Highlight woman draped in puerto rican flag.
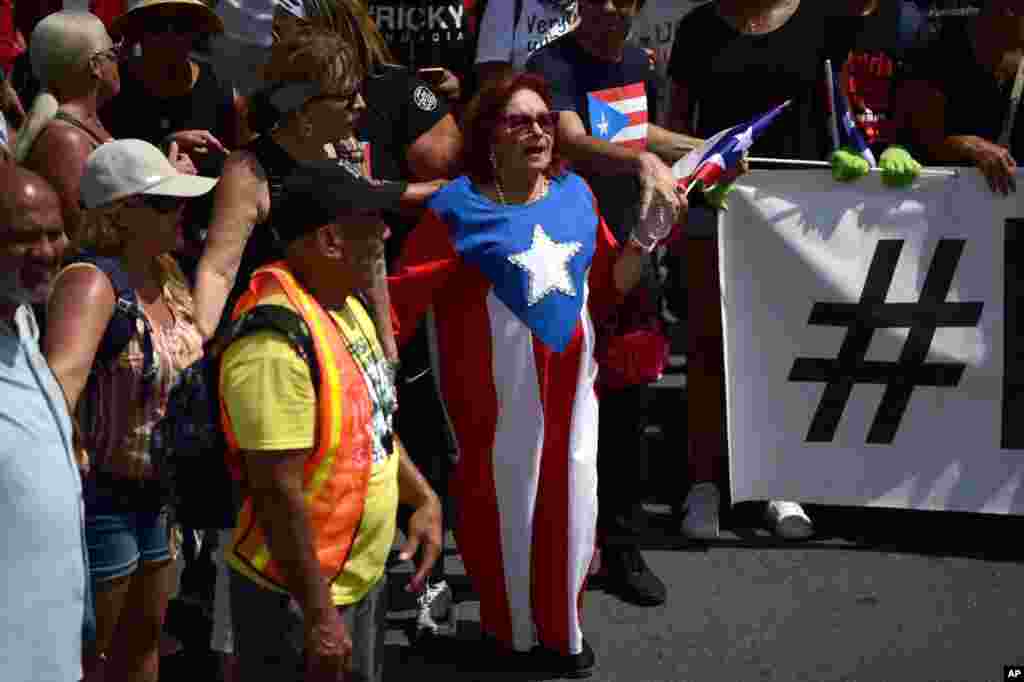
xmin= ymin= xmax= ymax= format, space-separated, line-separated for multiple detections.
xmin=388 ymin=72 xmax=677 ymax=676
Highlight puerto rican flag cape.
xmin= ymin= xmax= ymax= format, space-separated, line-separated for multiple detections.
xmin=389 ymin=172 xmax=622 ymax=656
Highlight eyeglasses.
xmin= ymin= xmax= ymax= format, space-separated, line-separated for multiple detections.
xmin=498 ymin=112 xmax=560 ymax=136
xmin=92 ymin=39 xmax=125 ymax=63
xmin=144 ymin=18 xmax=197 ymax=35
xmin=134 ymin=195 xmax=186 ymax=214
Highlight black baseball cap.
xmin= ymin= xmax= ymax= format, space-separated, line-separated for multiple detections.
xmin=273 ymin=160 xmax=408 ymax=244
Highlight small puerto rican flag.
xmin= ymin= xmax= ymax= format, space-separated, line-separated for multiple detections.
xmin=673 ymin=100 xmax=791 ymax=193
xmin=586 ymin=82 xmax=649 ymax=150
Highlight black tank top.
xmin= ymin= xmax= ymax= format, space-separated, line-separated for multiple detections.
xmin=220 ymin=134 xmax=299 ymax=331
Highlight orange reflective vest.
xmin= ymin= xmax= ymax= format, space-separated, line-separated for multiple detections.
xmin=222 ymin=261 xmax=374 ymax=593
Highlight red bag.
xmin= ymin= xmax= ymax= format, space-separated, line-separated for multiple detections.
xmin=595 ymin=279 xmax=670 ymax=391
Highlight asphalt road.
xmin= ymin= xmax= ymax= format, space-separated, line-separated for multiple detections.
xmin=162 ymin=506 xmax=1024 ymax=682
xmin=367 ymin=504 xmax=1024 ymax=682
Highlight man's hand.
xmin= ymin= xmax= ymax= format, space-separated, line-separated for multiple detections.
xmin=637 ymin=151 xmax=683 ymax=225
xmin=165 ymin=130 xmax=228 ymax=159
xmin=400 ymin=179 xmax=448 ymax=208
xmin=167 ymin=141 xmax=198 ymax=175
xmin=304 ymin=607 xmax=352 ymax=682
xmin=435 ymin=70 xmax=462 ymax=101
xmin=967 ymin=137 xmax=1017 ymax=195
xmin=418 ymin=68 xmax=461 ymax=100
xmin=398 ymin=494 xmax=443 ymax=594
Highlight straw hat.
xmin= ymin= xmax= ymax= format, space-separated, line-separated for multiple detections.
xmin=111 ymin=0 xmax=225 ymax=40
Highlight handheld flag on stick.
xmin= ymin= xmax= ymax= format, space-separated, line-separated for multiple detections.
xmin=673 ymin=100 xmax=792 ymax=196
xmin=825 ymin=59 xmax=841 ymax=152
xmin=829 ymin=60 xmax=876 ymax=167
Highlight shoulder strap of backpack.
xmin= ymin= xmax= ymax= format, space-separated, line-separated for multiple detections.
xmin=221 ymin=304 xmax=322 ymax=393
xmin=66 ymin=253 xmax=157 ymax=383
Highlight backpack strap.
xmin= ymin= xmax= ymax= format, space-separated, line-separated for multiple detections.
xmin=66 ymin=252 xmax=157 ymax=384
xmin=220 ymin=304 xmax=321 ymax=393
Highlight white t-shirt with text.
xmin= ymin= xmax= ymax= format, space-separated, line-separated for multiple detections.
xmin=475 ymin=0 xmax=579 ymax=70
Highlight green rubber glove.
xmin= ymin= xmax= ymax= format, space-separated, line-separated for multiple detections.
xmin=704 ymin=182 xmax=735 ymax=211
xmin=830 ymin=147 xmax=871 ymax=182
xmin=878 ymin=145 xmax=922 ymax=188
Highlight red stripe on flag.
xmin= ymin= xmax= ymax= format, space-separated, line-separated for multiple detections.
xmin=589 ymin=81 xmax=646 ymax=104
xmin=530 ymin=329 xmax=584 ymax=654
xmin=627 ymin=112 xmax=648 ymax=126
xmin=445 ymin=282 xmax=515 ymax=647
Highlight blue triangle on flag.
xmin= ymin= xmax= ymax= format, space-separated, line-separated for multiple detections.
xmin=587 ymin=94 xmax=631 ymax=142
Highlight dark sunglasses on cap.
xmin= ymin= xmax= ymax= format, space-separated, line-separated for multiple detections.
xmin=131 ymin=194 xmax=187 ymax=214
xmin=498 ymin=112 xmax=560 ymax=135
xmin=144 ymin=17 xmax=198 ymax=35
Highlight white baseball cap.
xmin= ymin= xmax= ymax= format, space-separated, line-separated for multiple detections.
xmin=81 ymin=139 xmax=219 ymax=209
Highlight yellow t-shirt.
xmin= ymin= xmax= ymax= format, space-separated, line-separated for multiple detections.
xmin=221 ymin=293 xmax=398 ymax=606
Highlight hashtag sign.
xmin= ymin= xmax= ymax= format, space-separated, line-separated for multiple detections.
xmin=789 ymin=239 xmax=984 ymax=444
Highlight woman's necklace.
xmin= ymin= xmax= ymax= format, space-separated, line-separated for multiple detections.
xmin=494 ymin=172 xmax=550 ymax=205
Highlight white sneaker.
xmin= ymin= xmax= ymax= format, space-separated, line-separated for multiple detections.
xmin=681 ymin=482 xmax=720 ymax=540
xmin=415 ymin=580 xmax=453 ymax=638
xmin=766 ymin=501 xmax=814 ymax=540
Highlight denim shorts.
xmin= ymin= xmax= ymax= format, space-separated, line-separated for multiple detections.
xmin=85 ymin=508 xmax=172 ymax=583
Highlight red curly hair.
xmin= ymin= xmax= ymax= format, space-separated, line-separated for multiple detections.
xmin=462 ymin=71 xmax=571 ymax=185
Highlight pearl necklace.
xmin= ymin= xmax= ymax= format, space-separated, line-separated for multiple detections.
xmin=494 ymin=172 xmax=550 ymax=206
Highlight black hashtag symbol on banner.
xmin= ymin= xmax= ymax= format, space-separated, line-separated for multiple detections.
xmin=788 ymin=239 xmax=983 ymax=444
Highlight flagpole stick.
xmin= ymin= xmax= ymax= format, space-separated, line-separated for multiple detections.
xmin=746 ymin=157 xmax=959 ymax=176
xmin=825 ymin=59 xmax=840 ymax=152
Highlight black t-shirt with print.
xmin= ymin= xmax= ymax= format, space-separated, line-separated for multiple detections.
xmin=102 ymin=59 xmax=236 ymax=273
xmin=918 ymin=18 xmax=1024 ymax=161
xmin=526 ymin=35 xmax=659 ymax=242
xmin=367 ymin=0 xmax=476 ymax=81
xmin=358 ymin=64 xmax=450 ymax=264
xmin=668 ymin=2 xmax=831 ymax=162
xmin=825 ymin=0 xmax=931 ymax=155
xmin=357 ymin=64 xmax=453 ymax=444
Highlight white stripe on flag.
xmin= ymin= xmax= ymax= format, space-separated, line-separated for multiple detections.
xmin=487 ymin=292 xmax=544 ymax=652
xmin=607 ymin=96 xmax=648 ymax=116
xmin=611 ymin=124 xmax=649 ymax=144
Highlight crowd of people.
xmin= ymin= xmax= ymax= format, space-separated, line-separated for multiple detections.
xmin=0 ymin=0 xmax=1020 ymax=680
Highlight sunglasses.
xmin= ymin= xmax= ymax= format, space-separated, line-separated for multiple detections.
xmin=92 ymin=39 xmax=126 ymax=63
xmin=144 ymin=18 xmax=197 ymax=35
xmin=498 ymin=112 xmax=560 ymax=135
xmin=134 ymin=195 xmax=186 ymax=214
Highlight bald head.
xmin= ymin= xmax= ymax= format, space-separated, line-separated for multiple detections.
xmin=0 ymin=166 xmax=67 ymax=307
xmin=0 ymin=165 xmax=62 ymax=223
xmin=30 ymin=10 xmax=110 ymax=90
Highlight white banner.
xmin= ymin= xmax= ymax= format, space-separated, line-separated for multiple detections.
xmin=722 ymin=169 xmax=1024 ymax=514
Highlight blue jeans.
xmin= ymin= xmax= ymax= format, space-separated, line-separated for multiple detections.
xmin=85 ymin=509 xmax=171 ymax=583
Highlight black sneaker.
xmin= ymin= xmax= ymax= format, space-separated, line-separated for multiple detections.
xmin=464 ymin=633 xmax=531 ymax=674
xmin=603 ymin=545 xmax=667 ymax=607
xmin=530 ymin=638 xmax=596 ymax=679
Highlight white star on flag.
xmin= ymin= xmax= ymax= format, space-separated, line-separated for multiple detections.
xmin=508 ymin=224 xmax=582 ymax=306
xmin=734 ymin=126 xmax=755 ymax=152
xmin=597 ymin=111 xmax=609 ymax=137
